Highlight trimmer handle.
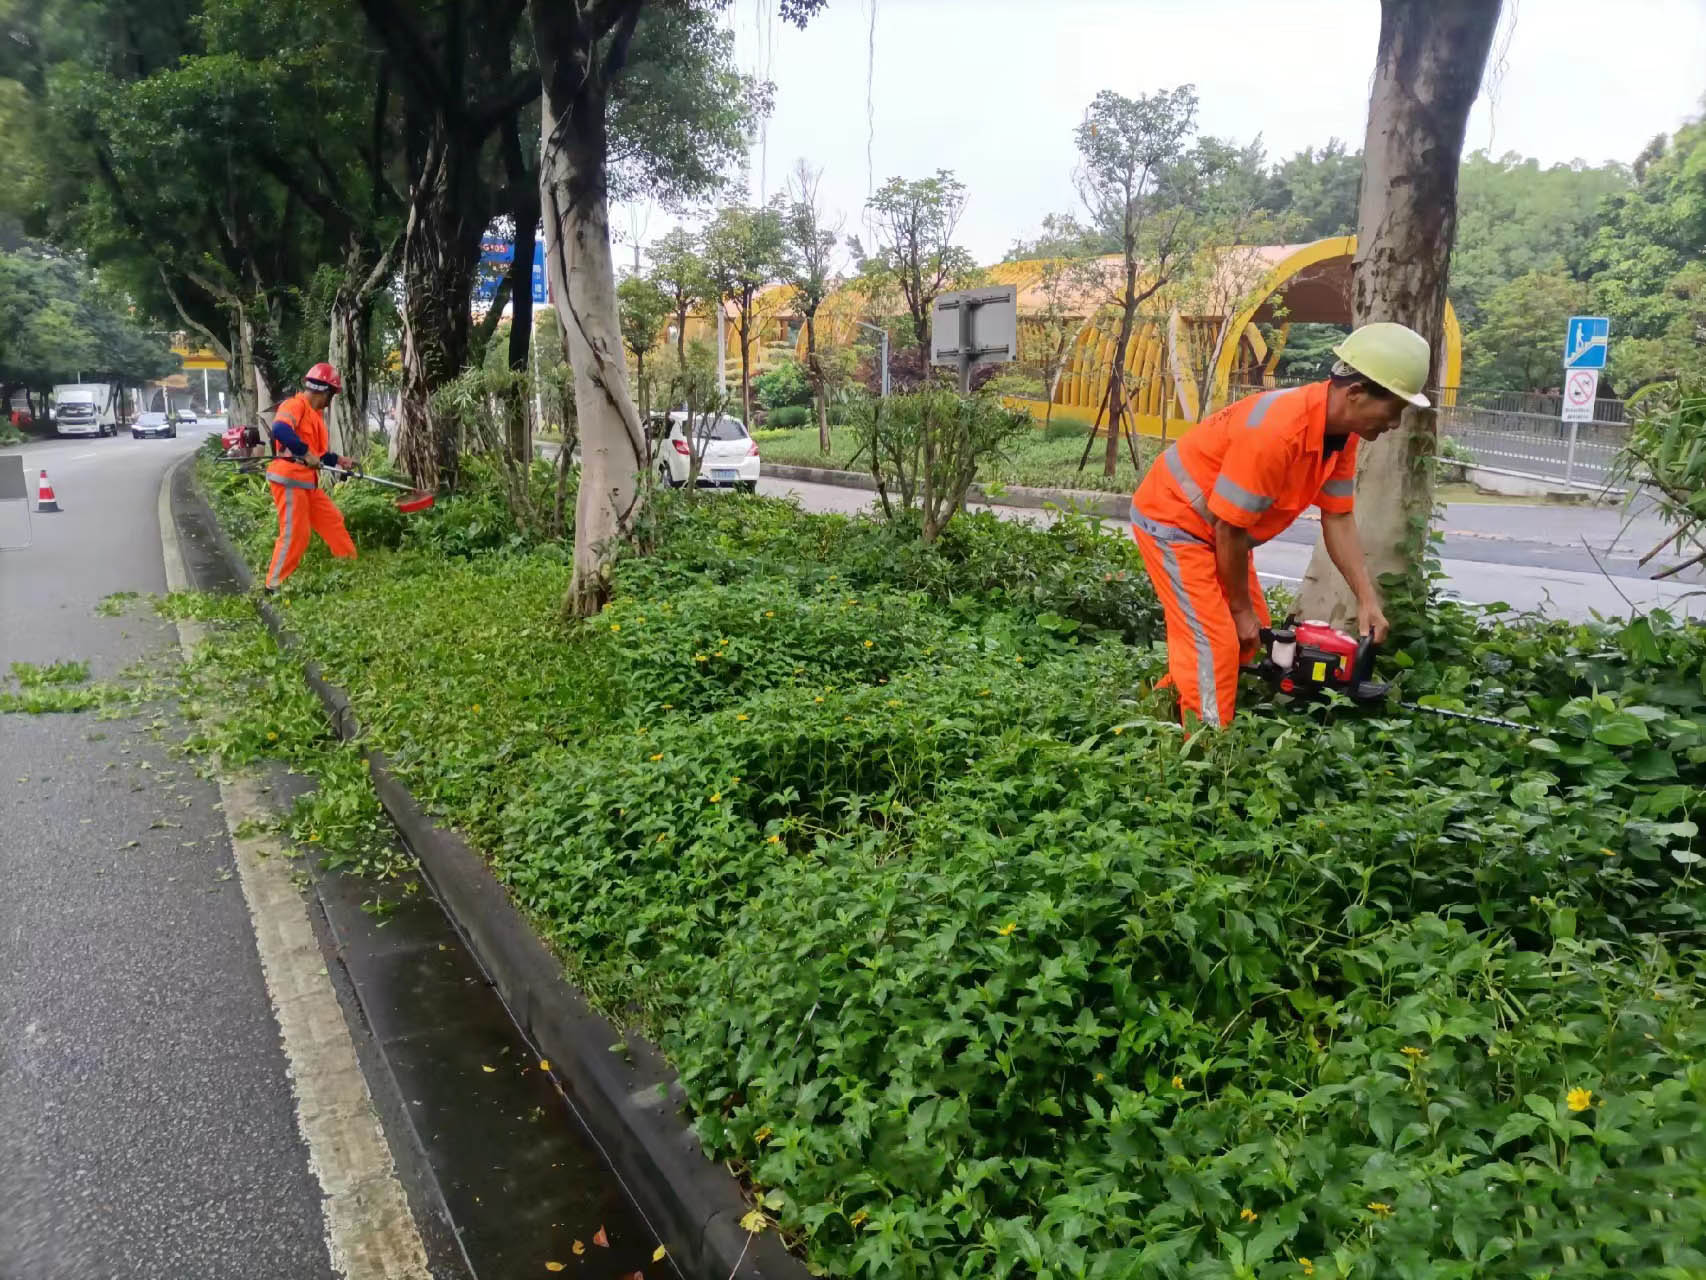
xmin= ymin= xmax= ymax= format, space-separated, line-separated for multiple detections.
xmin=1349 ymin=631 xmax=1390 ymax=703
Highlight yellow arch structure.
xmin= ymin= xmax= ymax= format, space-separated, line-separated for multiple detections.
xmin=1003 ymin=236 xmax=1463 ymax=435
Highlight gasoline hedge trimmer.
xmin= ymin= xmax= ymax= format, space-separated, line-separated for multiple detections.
xmin=1247 ymin=617 xmax=1525 ymax=730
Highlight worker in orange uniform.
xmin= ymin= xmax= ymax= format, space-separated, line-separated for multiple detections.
xmin=263 ymin=362 xmax=357 ymax=591
xmin=1129 ymin=322 xmax=1432 ymax=727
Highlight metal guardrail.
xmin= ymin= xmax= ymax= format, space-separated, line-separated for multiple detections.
xmin=1435 ymin=388 xmax=1628 ymax=491
xmin=1227 ymin=382 xmax=1631 ymax=492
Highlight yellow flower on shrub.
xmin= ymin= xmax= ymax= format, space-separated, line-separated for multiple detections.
xmin=1401 ymin=1046 xmax=1424 ymax=1058
xmin=996 ymin=922 xmax=1017 ymax=937
xmin=1567 ymin=1087 xmax=1594 ymax=1112
xmin=863 ymin=640 xmax=873 ymax=648
xmin=1171 ymin=1075 xmax=1184 ymax=1090
xmin=1239 ymin=1208 xmax=1257 ymax=1223
xmin=266 ymin=731 xmax=278 ymax=741
xmin=754 ymin=1126 xmax=773 ymax=1143
xmin=471 ymin=704 xmax=481 ymax=713
xmin=709 ymin=793 xmax=721 ymax=804
xmin=736 ymin=713 xmax=749 ymax=722
xmin=1298 ymin=1260 xmax=1314 ymax=1277
xmin=1367 ymin=1201 xmax=1392 ymax=1217
xmin=649 ymin=753 xmax=664 ymax=762
xmin=609 ymin=623 xmax=620 ymax=632
xmin=767 ymin=834 xmax=781 ymax=844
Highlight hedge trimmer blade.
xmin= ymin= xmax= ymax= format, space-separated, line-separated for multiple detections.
xmin=1398 ymin=700 xmax=1526 ymax=731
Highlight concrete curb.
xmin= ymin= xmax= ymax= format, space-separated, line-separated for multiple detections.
xmin=762 ymin=461 xmax=1129 ymax=519
xmin=177 ymin=462 xmax=808 ymax=1280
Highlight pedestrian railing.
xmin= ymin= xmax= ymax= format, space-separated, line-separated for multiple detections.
xmin=1225 ymin=382 xmax=1631 ymax=493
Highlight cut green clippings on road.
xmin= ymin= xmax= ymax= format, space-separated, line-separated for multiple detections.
xmin=165 ymin=599 xmax=414 ymax=887
xmin=10 ymin=658 xmax=91 ymax=686
xmin=191 ymin=451 xmax=1706 ymax=1279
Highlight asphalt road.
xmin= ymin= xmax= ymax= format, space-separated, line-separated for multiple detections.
xmin=751 ymin=474 xmax=1705 ymax=622
xmin=0 ymin=427 xmax=338 ymax=1279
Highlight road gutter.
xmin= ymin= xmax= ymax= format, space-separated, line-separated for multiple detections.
xmin=158 ymin=464 xmax=433 ymax=1280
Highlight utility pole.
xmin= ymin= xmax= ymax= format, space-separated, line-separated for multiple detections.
xmin=856 ymin=321 xmax=890 ymax=397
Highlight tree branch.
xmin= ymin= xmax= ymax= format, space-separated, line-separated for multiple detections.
xmin=473 ymin=72 xmax=543 ymax=134
xmin=354 ymin=0 xmax=452 ymax=112
xmin=158 ymin=267 xmax=233 ymax=362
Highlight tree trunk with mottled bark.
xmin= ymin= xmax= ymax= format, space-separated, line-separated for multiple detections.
xmin=327 ymin=234 xmax=396 ymax=460
xmin=1296 ymin=0 xmax=1501 ymax=625
xmin=534 ymin=0 xmax=648 ymax=619
xmin=396 ymin=124 xmax=479 ymax=490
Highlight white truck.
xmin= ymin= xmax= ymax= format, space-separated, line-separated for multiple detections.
xmin=51 ymin=383 xmax=120 ymax=437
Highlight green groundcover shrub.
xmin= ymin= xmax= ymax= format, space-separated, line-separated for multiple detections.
xmin=197 ymin=451 xmax=1706 ymax=1280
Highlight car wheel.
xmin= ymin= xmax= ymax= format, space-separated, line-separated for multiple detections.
xmin=132 ymin=430 xmax=140 ymax=439
xmin=736 ymin=480 xmax=756 ymax=494
xmin=168 ymin=428 xmax=177 ymax=438
xmin=658 ymin=463 xmax=677 ymax=490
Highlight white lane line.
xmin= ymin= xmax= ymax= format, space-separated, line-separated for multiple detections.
xmin=157 ymin=466 xmax=431 ymax=1280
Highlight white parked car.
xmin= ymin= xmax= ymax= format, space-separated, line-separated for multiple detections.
xmin=133 ymin=411 xmax=176 ymax=439
xmin=170 ymin=408 xmax=200 ymax=429
xmin=654 ymin=411 xmax=759 ymax=491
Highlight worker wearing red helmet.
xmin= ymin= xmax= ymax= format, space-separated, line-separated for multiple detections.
xmin=263 ymin=362 xmax=357 ymax=591
xmin=1128 ymin=322 xmax=1432 ymax=727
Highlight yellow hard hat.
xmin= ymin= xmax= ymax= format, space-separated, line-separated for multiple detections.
xmin=1332 ymin=322 xmax=1431 ymax=408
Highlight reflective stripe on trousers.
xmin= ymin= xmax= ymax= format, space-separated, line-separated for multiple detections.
xmin=267 ymin=483 xmax=298 ymax=588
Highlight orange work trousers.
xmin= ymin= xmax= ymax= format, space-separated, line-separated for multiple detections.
xmin=1130 ymin=519 xmax=1269 ymax=728
xmin=265 ymin=476 xmax=356 ymax=588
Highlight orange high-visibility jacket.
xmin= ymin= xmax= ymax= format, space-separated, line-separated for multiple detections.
xmin=266 ymin=392 xmax=330 ymax=489
xmin=1132 ymin=382 xmax=1357 ymax=543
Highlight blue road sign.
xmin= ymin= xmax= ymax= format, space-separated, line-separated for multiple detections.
xmin=1564 ymin=315 xmax=1609 ymax=370
xmin=472 ymin=237 xmax=547 ymax=306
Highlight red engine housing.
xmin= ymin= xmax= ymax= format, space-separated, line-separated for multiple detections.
xmin=1279 ymin=621 xmax=1360 ymax=695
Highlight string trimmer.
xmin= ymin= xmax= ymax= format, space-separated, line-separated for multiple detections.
xmin=212 ymin=454 xmax=436 ymax=513
xmin=1246 ymin=617 xmax=1526 ymax=731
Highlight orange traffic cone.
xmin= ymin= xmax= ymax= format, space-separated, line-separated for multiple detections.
xmin=37 ymin=468 xmax=61 ymax=513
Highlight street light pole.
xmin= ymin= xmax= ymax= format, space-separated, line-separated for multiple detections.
xmin=855 ymin=321 xmax=890 ymax=398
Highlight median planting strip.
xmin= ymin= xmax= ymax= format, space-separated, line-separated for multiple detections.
xmin=185 ymin=446 xmax=1706 ymax=1278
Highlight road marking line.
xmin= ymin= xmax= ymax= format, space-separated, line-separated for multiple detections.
xmin=158 ymin=465 xmax=431 ymax=1280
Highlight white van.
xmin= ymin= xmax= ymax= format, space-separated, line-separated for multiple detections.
xmin=51 ymin=384 xmax=119 ymax=437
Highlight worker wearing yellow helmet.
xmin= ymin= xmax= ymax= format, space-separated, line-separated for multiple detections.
xmin=1128 ymin=321 xmax=1432 ymax=726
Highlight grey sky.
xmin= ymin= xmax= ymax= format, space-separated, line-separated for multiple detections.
xmin=613 ymin=0 xmax=1706 ymax=266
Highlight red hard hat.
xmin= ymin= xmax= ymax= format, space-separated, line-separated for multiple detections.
xmin=304 ymin=362 xmax=343 ymax=394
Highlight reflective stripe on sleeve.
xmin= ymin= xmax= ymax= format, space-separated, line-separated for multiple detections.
xmin=1244 ymin=387 xmax=1290 ymax=427
xmin=1212 ymin=474 xmax=1275 ymax=514
xmin=1321 ymin=477 xmax=1354 ymax=498
xmin=1162 ymin=446 xmax=1211 ymax=523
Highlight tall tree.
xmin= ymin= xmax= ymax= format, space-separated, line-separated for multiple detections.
xmin=860 ymin=170 xmax=975 ymax=374
xmin=617 ymin=270 xmax=670 ymax=410
xmin=1074 ymin=86 xmax=1199 ymax=477
xmin=780 ymin=160 xmax=840 ymax=452
xmin=1262 ymin=140 xmax=1363 ymax=241
xmin=1582 ymin=116 xmax=1706 ymax=393
xmin=354 ymin=0 xmax=538 ymax=487
xmin=1450 ymin=150 xmax=1629 ymax=330
xmin=702 ymin=199 xmax=786 ymax=427
xmin=648 ymin=227 xmax=709 ymax=367
xmin=1464 ymin=264 xmax=1590 ymax=391
xmin=533 ymin=0 xmax=814 ymax=619
xmin=195 ymin=0 xmax=406 ymax=456
xmin=1296 ymin=0 xmax=1503 ymax=625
